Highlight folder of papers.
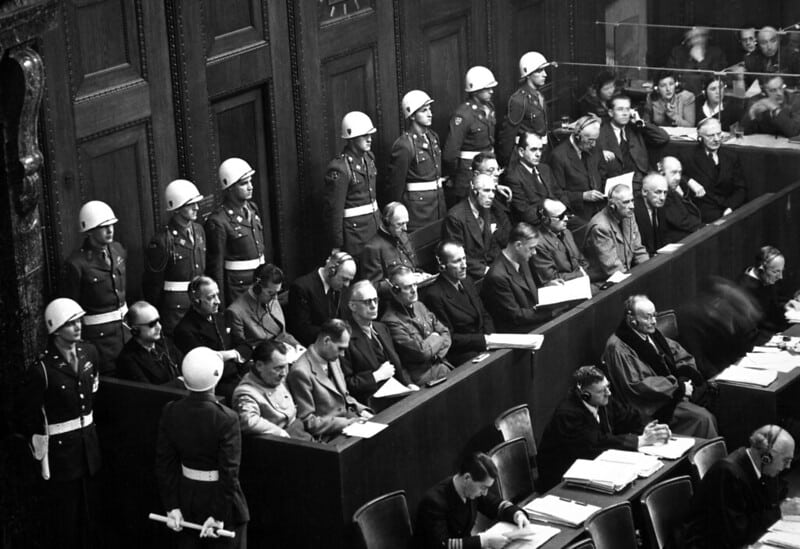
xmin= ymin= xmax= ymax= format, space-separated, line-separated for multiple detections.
xmin=771 ymin=519 xmax=800 ymax=534
xmin=736 ymin=352 xmax=800 ymax=373
xmin=715 ymin=366 xmax=778 ymax=387
xmin=639 ymin=437 xmax=695 ymax=460
xmin=341 ymin=421 xmax=388 ymax=438
xmin=524 ymin=494 xmax=600 ymax=527
xmin=372 ymin=377 xmax=415 ymax=399
xmin=607 ymin=270 xmax=631 ymax=284
xmin=595 ymin=449 xmax=663 ymax=477
xmin=537 ymin=275 xmax=592 ymax=306
xmin=604 ymin=172 xmax=634 ymax=196
xmin=562 ymin=459 xmax=638 ymax=494
xmin=481 ymin=521 xmax=560 ymax=547
xmin=485 ymin=333 xmax=544 ymax=350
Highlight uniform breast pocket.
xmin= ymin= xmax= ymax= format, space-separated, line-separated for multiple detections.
xmin=468 ymin=125 xmax=483 ymax=135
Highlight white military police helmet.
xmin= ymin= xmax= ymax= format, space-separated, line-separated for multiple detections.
xmin=518 ymin=51 xmax=552 ymax=79
xmin=464 ymin=66 xmax=498 ymax=93
xmin=44 ymin=298 xmax=85 ymax=334
xmin=340 ymin=111 xmax=377 ymax=139
xmin=401 ymin=90 xmax=434 ymax=119
xmin=218 ymin=158 xmax=255 ymax=190
xmin=180 ymin=347 xmax=224 ymax=392
xmin=165 ymin=179 xmax=203 ymax=212
xmin=79 ymin=200 xmax=118 ymax=232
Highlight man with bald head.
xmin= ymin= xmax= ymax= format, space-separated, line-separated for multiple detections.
xmin=741 ymin=75 xmax=800 ymax=137
xmin=583 ymin=183 xmax=648 ymax=283
xmin=633 ymin=173 xmax=668 ymax=255
xmin=360 ymin=201 xmax=420 ymax=296
xmin=681 ymin=425 xmax=797 ymax=548
xmin=745 ymin=26 xmax=800 ymax=86
xmin=532 ymin=199 xmax=590 ymax=285
xmin=658 ymin=156 xmax=702 ymax=243
xmin=117 ymin=300 xmax=182 ymax=384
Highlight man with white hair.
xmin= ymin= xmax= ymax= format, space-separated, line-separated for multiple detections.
xmin=657 ymin=156 xmax=702 ymax=243
xmin=633 ymin=173 xmax=668 ymax=255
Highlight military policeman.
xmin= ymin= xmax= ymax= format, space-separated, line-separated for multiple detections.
xmin=443 ymin=66 xmax=499 ymax=208
xmin=322 ymin=111 xmax=382 ymax=256
xmin=498 ymin=51 xmax=556 ymax=166
xmin=63 ymin=200 xmax=128 ymax=374
xmin=20 ymin=298 xmax=102 ymax=549
xmin=143 ymin=179 xmax=206 ymax=334
xmin=386 ymin=90 xmax=447 ymax=232
xmin=205 ymin=158 xmax=266 ymax=307
xmin=155 ymin=347 xmax=249 ymax=548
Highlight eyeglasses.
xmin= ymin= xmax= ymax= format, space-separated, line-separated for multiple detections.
xmin=550 ymin=211 xmax=571 ymax=221
xmin=136 ymin=318 xmax=160 ymax=328
xmin=353 ymin=297 xmax=379 ymax=306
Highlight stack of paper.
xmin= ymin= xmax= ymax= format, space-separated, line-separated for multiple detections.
xmin=341 ymin=421 xmax=388 ymax=438
xmin=562 ymin=459 xmax=638 ymax=494
xmin=766 ymin=335 xmax=800 ymax=348
xmin=715 ymin=366 xmax=778 ymax=387
xmin=786 ymin=310 xmax=800 ymax=324
xmin=759 ymin=531 xmax=800 ymax=548
xmin=604 ymin=172 xmax=634 ymax=195
xmin=737 ymin=352 xmax=800 ymax=373
xmin=639 ymin=437 xmax=695 ymax=460
xmin=481 ymin=521 xmax=560 ymax=547
xmin=524 ymin=494 xmax=600 ymax=527
xmin=595 ymin=449 xmax=663 ymax=477
xmin=537 ymin=276 xmax=592 ymax=306
xmin=372 ymin=377 xmax=415 ymax=399
xmin=607 ymin=271 xmax=630 ymax=284
xmin=485 ymin=333 xmax=544 ymax=350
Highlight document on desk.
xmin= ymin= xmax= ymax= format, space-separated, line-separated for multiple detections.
xmin=485 ymin=333 xmax=545 ymax=350
xmin=737 ymin=351 xmax=800 ymax=373
xmin=341 ymin=421 xmax=388 ymax=438
xmin=656 ymin=243 xmax=683 ymax=254
xmin=607 ymin=270 xmax=631 ymax=284
xmin=639 ymin=437 xmax=695 ymax=460
xmin=759 ymin=530 xmax=800 ymax=548
xmin=537 ymin=275 xmax=592 ymax=306
xmin=604 ymin=172 xmax=634 ymax=195
xmin=715 ymin=366 xmax=778 ymax=387
xmin=524 ymin=494 xmax=600 ymax=527
xmin=595 ymin=449 xmax=663 ymax=477
xmin=786 ymin=310 xmax=800 ymax=324
xmin=766 ymin=335 xmax=800 ymax=348
xmin=481 ymin=522 xmax=560 ymax=547
xmin=372 ymin=377 xmax=415 ymax=399
xmin=771 ymin=519 xmax=800 ymax=534
xmin=562 ymin=459 xmax=638 ymax=494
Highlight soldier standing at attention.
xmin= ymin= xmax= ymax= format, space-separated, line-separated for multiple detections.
xmin=443 ymin=66 xmax=499 ymax=208
xmin=205 ymin=158 xmax=266 ymax=307
xmin=155 ymin=346 xmax=249 ymax=547
xmin=322 ymin=111 xmax=382 ymax=257
xmin=63 ymin=200 xmax=128 ymax=374
xmin=386 ymin=90 xmax=446 ymax=232
xmin=143 ymin=179 xmax=206 ymax=334
xmin=498 ymin=51 xmax=556 ymax=166
xmin=20 ymin=298 xmax=102 ymax=549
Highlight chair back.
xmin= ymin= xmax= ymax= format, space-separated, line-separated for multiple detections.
xmin=585 ymin=502 xmax=637 ymax=549
xmin=494 ymin=404 xmax=537 ymax=461
xmin=655 ymin=309 xmax=679 ymax=340
xmin=353 ymin=490 xmax=413 ymax=549
xmin=488 ymin=437 xmax=535 ymax=503
xmin=690 ymin=437 xmax=727 ymax=480
xmin=640 ymin=475 xmax=693 ymax=549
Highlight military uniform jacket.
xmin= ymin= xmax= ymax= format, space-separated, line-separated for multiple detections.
xmin=323 ymin=147 xmax=381 ymax=256
xmin=498 ymin=83 xmax=548 ymax=164
xmin=224 ymin=290 xmax=300 ymax=350
xmin=381 ymin=300 xmax=452 ymax=378
xmin=359 ymin=228 xmax=418 ymax=295
xmin=19 ymin=341 xmax=101 ymax=482
xmin=204 ymin=197 xmax=265 ymax=304
xmin=232 ymin=372 xmax=302 ymax=437
xmin=155 ymin=392 xmax=249 ymax=527
xmin=443 ymin=100 xmax=496 ymax=173
xmin=143 ymin=218 xmax=206 ymax=331
xmin=386 ymin=129 xmax=446 ymax=231
xmin=583 ymin=207 xmax=649 ymax=283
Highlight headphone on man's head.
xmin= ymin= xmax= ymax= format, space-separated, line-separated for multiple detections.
xmin=754 ymin=425 xmax=785 ymax=465
xmin=757 ymin=246 xmax=782 ymax=273
xmin=572 ymin=114 xmax=600 ymax=143
xmin=326 ymin=250 xmax=354 ymax=279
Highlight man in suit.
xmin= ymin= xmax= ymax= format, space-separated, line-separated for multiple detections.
xmin=505 ymin=131 xmax=560 ymax=225
xmin=633 ymin=173 xmax=668 ymax=255
xmin=341 ymin=280 xmax=417 ymax=405
xmin=538 ymin=366 xmax=671 ymax=490
xmin=532 ymin=199 xmax=591 ymax=286
xmin=116 ymin=301 xmax=182 ymax=385
xmin=658 ymin=156 xmax=702 ymax=243
xmin=416 ymin=452 xmax=529 ymax=549
xmin=424 ymin=241 xmax=494 ymax=365
xmin=597 ymin=94 xmax=669 ymax=193
xmin=481 ymin=222 xmax=553 ymax=333
xmin=682 ymin=117 xmax=746 ymax=223
xmin=225 ymin=263 xmax=301 ymax=352
xmin=680 ymin=425 xmax=797 ymax=549
xmin=442 ymin=172 xmax=510 ymax=281
xmin=381 ymin=265 xmax=452 ymax=385
xmin=583 ymin=183 xmax=649 ymax=283
xmin=360 ymin=202 xmax=419 ymax=296
xmin=550 ymin=114 xmax=606 ymax=223
xmin=286 ymin=319 xmax=372 ymax=441
xmin=741 ymin=75 xmax=800 ymax=137
xmin=287 ymin=251 xmax=357 ymax=346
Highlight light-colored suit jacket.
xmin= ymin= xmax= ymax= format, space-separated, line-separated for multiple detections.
xmin=583 ymin=207 xmax=649 ymax=282
xmin=225 ymin=290 xmax=300 ymax=350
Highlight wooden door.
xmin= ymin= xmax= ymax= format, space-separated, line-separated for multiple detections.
xmin=40 ymin=0 xmax=178 ymax=300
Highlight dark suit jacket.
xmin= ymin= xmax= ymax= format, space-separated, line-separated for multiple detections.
xmin=662 ymin=188 xmax=702 ymax=244
xmin=532 ymin=228 xmax=589 ymax=284
xmin=550 ymin=136 xmax=605 ymax=220
xmin=681 ymin=145 xmax=746 ymax=223
xmin=116 ymin=337 xmax=182 ymax=385
xmin=340 ymin=321 xmax=411 ymax=404
xmin=633 ymin=196 xmax=667 ymax=255
xmin=442 ymin=198 xmax=510 ymax=280
xmin=597 ymin=120 xmax=669 ymax=184
xmin=481 ymin=253 xmax=551 ymax=333
xmin=538 ymin=392 xmax=645 ymax=490
xmin=288 ymin=270 xmax=344 ymax=346
xmin=505 ymin=159 xmax=559 ymax=225
xmin=423 ymin=276 xmax=494 ymax=365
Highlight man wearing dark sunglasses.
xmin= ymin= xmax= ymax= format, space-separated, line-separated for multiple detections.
xmin=532 ymin=199 xmax=592 ymax=289
xmin=117 ymin=301 xmax=182 ymax=385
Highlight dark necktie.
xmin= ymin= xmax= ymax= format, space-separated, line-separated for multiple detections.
xmin=581 ymin=151 xmax=590 ymax=172
xmin=101 ymin=248 xmax=111 ymax=268
xmin=558 ymin=232 xmax=573 ymax=265
xmin=68 ymin=349 xmax=79 ymax=374
xmin=476 ymin=212 xmax=485 ymax=232
xmin=456 ymin=282 xmax=465 ymax=293
xmin=329 ymin=290 xmax=340 ymax=318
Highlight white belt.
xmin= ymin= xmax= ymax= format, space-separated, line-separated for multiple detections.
xmin=224 ymin=255 xmax=265 ymax=271
xmin=182 ymin=464 xmax=219 ymax=482
xmin=459 ymin=151 xmax=483 ymax=160
xmin=343 ymin=201 xmax=379 ymax=218
xmin=47 ymin=412 xmax=93 ymax=436
xmin=163 ymin=281 xmax=190 ymax=292
xmin=83 ymin=304 xmax=128 ymax=326
xmin=406 ymin=178 xmax=444 ymax=192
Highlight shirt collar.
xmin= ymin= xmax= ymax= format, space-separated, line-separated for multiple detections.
xmin=502 ymin=250 xmax=520 ymax=272
xmin=569 ymin=135 xmax=582 ymax=156
xmin=581 ymin=399 xmax=600 ymax=420
xmin=468 ymin=196 xmax=482 ymax=220
xmin=317 ymin=268 xmax=331 ymax=294
xmin=746 ymin=448 xmax=762 ymax=479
